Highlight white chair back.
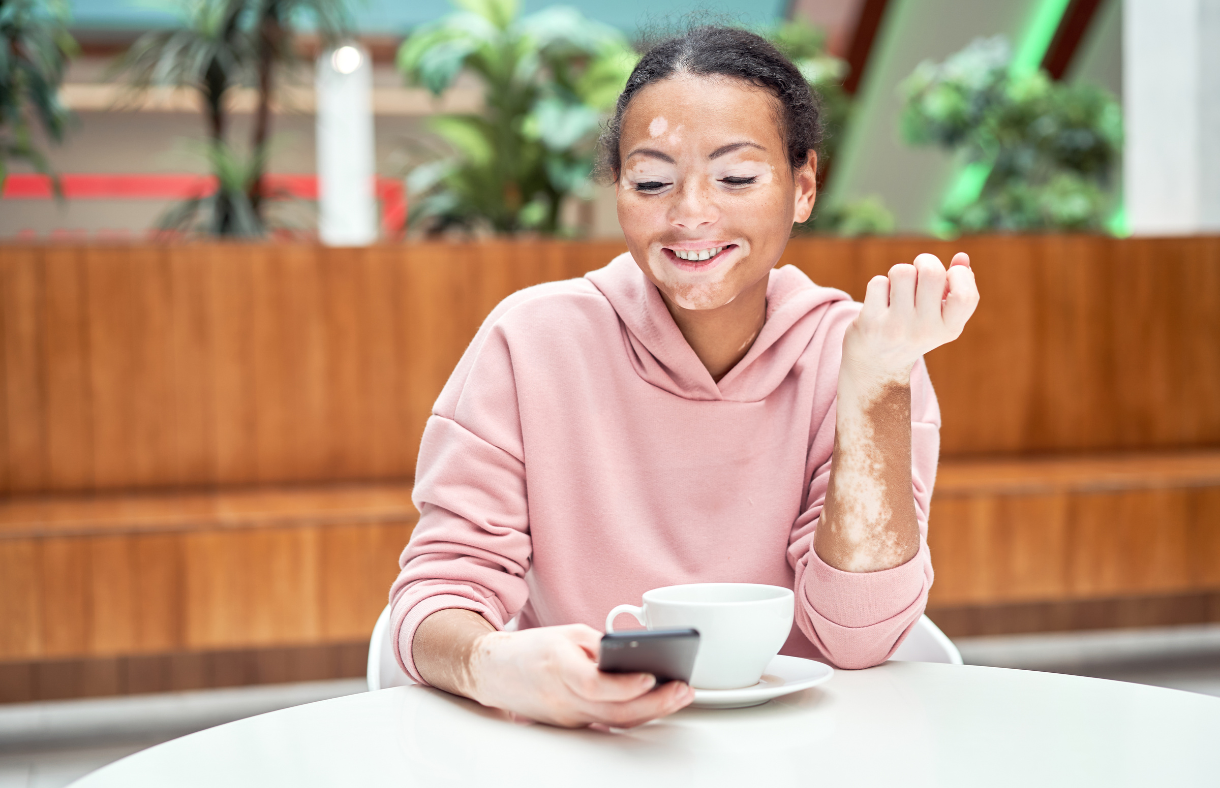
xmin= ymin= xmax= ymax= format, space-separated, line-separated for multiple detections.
xmin=891 ymin=614 xmax=963 ymax=664
xmin=368 ymin=605 xmax=415 ymax=691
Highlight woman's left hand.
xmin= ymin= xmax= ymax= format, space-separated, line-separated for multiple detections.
xmin=842 ymin=252 xmax=979 ymax=381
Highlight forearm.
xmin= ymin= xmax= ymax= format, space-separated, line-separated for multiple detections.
xmin=412 ymin=608 xmax=495 ymax=698
xmin=814 ymin=363 xmax=920 ymax=573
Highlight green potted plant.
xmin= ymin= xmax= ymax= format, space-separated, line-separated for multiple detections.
xmin=397 ymin=0 xmax=638 ymax=236
xmin=116 ymin=0 xmax=349 ymax=237
xmin=900 ymin=36 xmax=1122 ymax=233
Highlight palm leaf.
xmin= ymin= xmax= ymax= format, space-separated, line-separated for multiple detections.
xmin=0 ymin=0 xmax=75 ymax=193
xmin=428 ymin=114 xmax=496 ymax=167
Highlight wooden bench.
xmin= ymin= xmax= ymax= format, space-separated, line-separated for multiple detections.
xmin=928 ymin=452 xmax=1220 ymax=637
xmin=6 ymin=450 xmax=1219 ymax=701
xmin=0 ymin=483 xmax=416 ymax=702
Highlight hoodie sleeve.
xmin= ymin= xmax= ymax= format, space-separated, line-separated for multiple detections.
xmin=389 ymin=297 xmax=535 ymax=685
xmin=787 ymin=311 xmax=941 ymax=670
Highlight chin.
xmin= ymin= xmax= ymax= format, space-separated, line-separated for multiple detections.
xmin=665 ymin=284 xmax=739 ymax=311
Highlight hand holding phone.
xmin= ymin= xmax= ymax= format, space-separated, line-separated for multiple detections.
xmin=599 ymin=628 xmax=700 ymax=685
xmin=459 ymin=623 xmax=696 ymax=729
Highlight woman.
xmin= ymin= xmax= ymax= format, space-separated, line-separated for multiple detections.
xmin=390 ymin=27 xmax=979 ymax=728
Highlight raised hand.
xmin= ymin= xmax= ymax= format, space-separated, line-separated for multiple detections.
xmin=843 ymin=252 xmax=979 ymax=382
xmin=815 ymin=251 xmax=979 ymax=575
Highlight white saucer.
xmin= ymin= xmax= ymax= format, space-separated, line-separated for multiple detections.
xmin=690 ymin=656 xmax=833 ymax=709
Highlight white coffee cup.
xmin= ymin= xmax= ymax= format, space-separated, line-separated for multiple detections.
xmin=605 ymin=583 xmax=794 ymax=690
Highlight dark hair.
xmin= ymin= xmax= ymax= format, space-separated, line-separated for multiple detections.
xmin=596 ymin=26 xmax=823 ymax=183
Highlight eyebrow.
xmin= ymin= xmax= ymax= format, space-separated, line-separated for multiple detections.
xmin=624 ymin=141 xmax=765 ymax=163
xmin=709 ymin=141 xmax=765 ymax=159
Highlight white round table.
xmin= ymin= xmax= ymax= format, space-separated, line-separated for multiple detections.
xmin=71 ymin=662 xmax=1220 ymax=787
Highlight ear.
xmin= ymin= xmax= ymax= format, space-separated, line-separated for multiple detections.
xmin=792 ymin=150 xmax=817 ymax=224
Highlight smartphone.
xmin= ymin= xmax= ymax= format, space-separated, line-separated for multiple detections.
xmin=598 ymin=628 xmax=700 ymax=685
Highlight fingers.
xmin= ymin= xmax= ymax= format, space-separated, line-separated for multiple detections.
xmin=860 ymin=274 xmax=890 ymax=322
xmin=566 ymin=662 xmax=657 ymax=703
xmin=581 ymin=681 xmax=695 ymax=729
xmin=560 ymin=625 xmax=659 ymax=703
xmin=913 ymin=253 xmax=947 ymax=318
xmin=887 ymin=263 xmax=917 ymax=318
xmin=943 ymin=263 xmax=979 ymax=334
xmin=950 ymin=251 xmax=971 ymax=268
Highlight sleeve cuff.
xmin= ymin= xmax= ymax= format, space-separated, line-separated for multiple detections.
xmin=803 ymin=541 xmax=931 ymax=629
xmin=394 ymin=593 xmax=505 ymax=685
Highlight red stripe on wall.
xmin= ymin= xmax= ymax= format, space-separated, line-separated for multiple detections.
xmin=3 ymin=174 xmax=407 ymax=236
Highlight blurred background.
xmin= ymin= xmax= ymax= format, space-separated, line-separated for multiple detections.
xmin=1 ymin=0 xmax=1217 ymax=784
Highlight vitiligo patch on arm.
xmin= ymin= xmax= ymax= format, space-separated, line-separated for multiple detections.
xmin=819 ymin=380 xmax=919 ymax=573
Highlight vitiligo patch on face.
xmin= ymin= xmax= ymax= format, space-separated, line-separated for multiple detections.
xmin=647 ymin=255 xmax=737 ymax=311
xmin=648 ymin=116 xmax=668 ymax=137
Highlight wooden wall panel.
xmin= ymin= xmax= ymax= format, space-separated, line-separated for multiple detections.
xmin=926 ymin=591 xmax=1220 ymax=639
xmin=87 ymin=535 xmax=136 ymax=654
xmin=0 ymin=641 xmax=371 ymax=703
xmin=928 ymin=484 xmax=1220 ymax=607
xmin=1 ymin=236 xmax=1217 ymax=487
xmin=41 ymin=247 xmax=92 ymax=490
xmin=38 ymin=537 xmax=90 ymax=656
xmin=248 ymin=244 xmax=318 ymax=483
xmin=86 ymin=245 xmax=178 ymax=488
xmin=0 ymin=539 xmax=41 ymax=659
xmin=130 ymin=533 xmax=186 ymax=652
xmin=0 ymin=251 xmax=7 ymax=495
xmin=0 ymin=516 xmax=414 ymax=662
xmin=4 ymin=236 xmax=1218 ymax=691
xmin=1 ymin=246 xmax=47 ymax=491
xmin=167 ymin=244 xmax=215 ymax=486
xmin=209 ymin=244 xmax=260 ymax=485
xmin=318 ymin=523 xmax=415 ymax=642
xmin=782 ymin=235 xmax=1220 ymax=456
xmin=361 ymin=248 xmax=412 ymax=479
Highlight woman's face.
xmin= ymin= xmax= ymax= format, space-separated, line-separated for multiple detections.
xmin=616 ymin=73 xmax=817 ymax=311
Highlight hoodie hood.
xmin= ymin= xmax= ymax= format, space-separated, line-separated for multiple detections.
xmin=586 ymin=253 xmax=851 ymax=403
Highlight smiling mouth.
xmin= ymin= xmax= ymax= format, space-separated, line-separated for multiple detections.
xmin=663 ymin=244 xmax=736 ymax=265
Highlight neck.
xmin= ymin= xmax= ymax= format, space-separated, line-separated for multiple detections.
xmin=661 ymin=274 xmax=769 ymax=383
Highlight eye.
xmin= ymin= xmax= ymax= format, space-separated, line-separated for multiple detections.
xmin=721 ymin=176 xmax=758 ymax=187
xmin=634 ymin=181 xmax=668 ymax=193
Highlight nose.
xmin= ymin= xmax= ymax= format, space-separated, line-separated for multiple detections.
xmin=668 ymin=178 xmax=719 ymax=230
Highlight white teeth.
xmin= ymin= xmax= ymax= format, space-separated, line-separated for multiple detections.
xmin=673 ymin=246 xmax=726 ymax=261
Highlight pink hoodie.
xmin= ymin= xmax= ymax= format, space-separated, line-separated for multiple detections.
xmin=391 ymin=254 xmax=939 ymax=682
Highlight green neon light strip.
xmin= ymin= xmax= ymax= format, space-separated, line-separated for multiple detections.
xmin=940 ymin=161 xmax=991 ymax=215
xmin=936 ymin=0 xmax=1073 ymax=235
xmin=1106 ymin=204 xmax=1129 ymax=237
xmin=1012 ymin=0 xmax=1073 ymax=75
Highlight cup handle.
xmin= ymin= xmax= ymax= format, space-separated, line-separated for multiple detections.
xmin=605 ymin=604 xmax=645 ymax=634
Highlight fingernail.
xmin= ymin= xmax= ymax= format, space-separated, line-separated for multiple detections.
xmin=641 ymin=674 xmax=657 ymax=688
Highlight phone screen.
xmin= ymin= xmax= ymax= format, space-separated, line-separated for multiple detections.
xmin=598 ymin=628 xmax=700 ymax=685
